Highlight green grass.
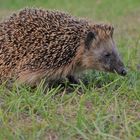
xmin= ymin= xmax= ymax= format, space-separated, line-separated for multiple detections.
xmin=0 ymin=0 xmax=140 ymax=140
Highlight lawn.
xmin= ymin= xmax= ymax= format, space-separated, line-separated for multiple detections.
xmin=0 ymin=0 xmax=140 ymax=140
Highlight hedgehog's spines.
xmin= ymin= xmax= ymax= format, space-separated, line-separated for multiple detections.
xmin=0 ymin=8 xmax=114 ymax=85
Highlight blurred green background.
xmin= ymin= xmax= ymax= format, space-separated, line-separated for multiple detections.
xmin=0 ymin=0 xmax=140 ymax=21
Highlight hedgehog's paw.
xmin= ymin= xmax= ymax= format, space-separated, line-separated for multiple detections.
xmin=67 ymin=75 xmax=79 ymax=84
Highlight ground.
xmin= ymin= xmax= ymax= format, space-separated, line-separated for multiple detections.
xmin=0 ymin=0 xmax=140 ymax=140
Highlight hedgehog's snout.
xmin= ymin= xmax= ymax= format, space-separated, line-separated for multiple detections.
xmin=120 ymin=68 xmax=127 ymax=76
xmin=116 ymin=67 xmax=127 ymax=76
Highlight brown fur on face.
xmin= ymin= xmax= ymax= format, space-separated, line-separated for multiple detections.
xmin=0 ymin=8 xmax=126 ymax=86
xmin=80 ymin=24 xmax=126 ymax=76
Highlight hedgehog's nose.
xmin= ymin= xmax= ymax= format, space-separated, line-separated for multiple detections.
xmin=116 ymin=67 xmax=127 ymax=76
xmin=120 ymin=68 xmax=127 ymax=76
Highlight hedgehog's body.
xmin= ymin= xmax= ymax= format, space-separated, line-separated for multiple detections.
xmin=0 ymin=8 xmax=126 ymax=85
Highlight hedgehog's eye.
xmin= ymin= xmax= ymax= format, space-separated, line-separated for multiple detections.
xmin=104 ymin=52 xmax=111 ymax=58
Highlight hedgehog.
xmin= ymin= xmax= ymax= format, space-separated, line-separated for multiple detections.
xmin=0 ymin=8 xmax=127 ymax=86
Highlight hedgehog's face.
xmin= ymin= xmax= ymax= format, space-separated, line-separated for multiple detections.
xmin=83 ymin=24 xmax=127 ymax=76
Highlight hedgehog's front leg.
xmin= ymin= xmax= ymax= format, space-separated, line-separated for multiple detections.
xmin=67 ymin=75 xmax=79 ymax=84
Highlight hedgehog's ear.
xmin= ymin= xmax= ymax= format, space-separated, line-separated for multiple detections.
xmin=85 ymin=31 xmax=96 ymax=49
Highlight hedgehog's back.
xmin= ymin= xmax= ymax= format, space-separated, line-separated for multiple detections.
xmin=0 ymin=8 xmax=89 ymax=83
